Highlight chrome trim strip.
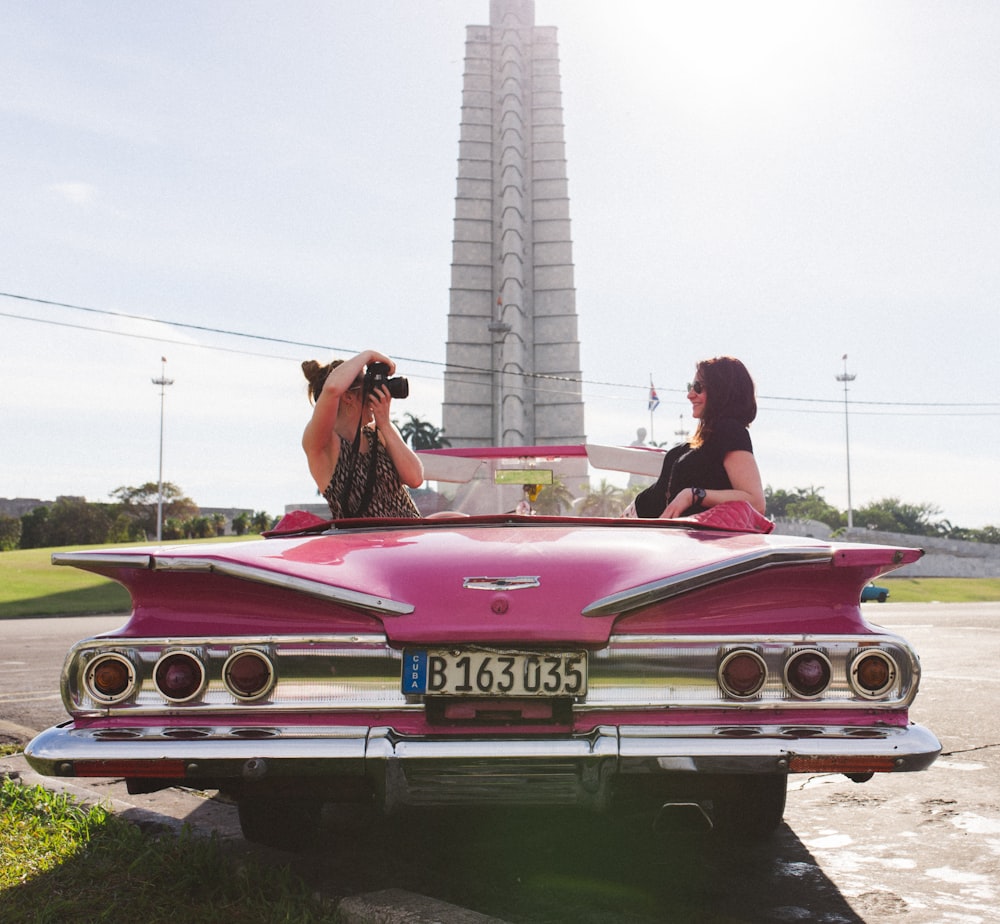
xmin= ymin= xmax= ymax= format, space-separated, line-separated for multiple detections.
xmin=24 ymin=723 xmax=368 ymax=777
xmin=618 ymin=722 xmax=942 ymax=773
xmin=582 ymin=633 xmax=920 ymax=708
xmin=582 ymin=548 xmax=834 ymax=617
xmin=63 ymin=634 xmax=407 ymax=717
xmin=52 ymin=552 xmax=414 ymax=616
xmin=25 ymin=721 xmax=941 ymax=782
xmin=367 ymin=724 xmax=618 ymax=761
xmin=69 ymin=633 xmax=393 ymax=648
xmin=53 ymin=552 xmax=152 ymax=568
xmin=62 ymin=632 xmax=921 ymax=717
xmin=153 ymin=558 xmax=414 ymax=615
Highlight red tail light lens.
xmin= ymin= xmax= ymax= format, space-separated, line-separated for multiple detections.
xmin=154 ymin=652 xmax=206 ymax=703
xmin=223 ymin=650 xmax=275 ymax=701
xmin=784 ymin=649 xmax=832 ymax=699
xmin=719 ymin=649 xmax=767 ymax=698
xmin=85 ymin=654 xmax=136 ymax=704
xmin=850 ymin=650 xmax=897 ymax=698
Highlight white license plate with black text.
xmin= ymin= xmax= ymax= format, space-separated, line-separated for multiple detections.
xmin=403 ymin=649 xmax=587 ymax=697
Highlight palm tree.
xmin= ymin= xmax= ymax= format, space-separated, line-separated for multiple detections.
xmin=532 ymin=478 xmax=576 ymax=515
xmin=251 ymin=510 xmax=274 ymax=533
xmin=397 ymin=413 xmax=451 ymax=450
xmin=578 ymin=479 xmax=629 ymax=517
xmin=232 ymin=512 xmax=252 ymax=536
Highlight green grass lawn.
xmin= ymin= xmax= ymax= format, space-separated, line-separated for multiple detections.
xmin=0 ymin=776 xmax=331 ymax=922
xmin=878 ymin=576 xmax=1000 ymax=603
xmin=0 ymin=537 xmax=256 ymax=619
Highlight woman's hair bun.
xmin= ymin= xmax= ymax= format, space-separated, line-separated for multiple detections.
xmin=302 ymin=359 xmax=344 ymax=403
xmin=301 ymin=359 xmax=321 ymax=383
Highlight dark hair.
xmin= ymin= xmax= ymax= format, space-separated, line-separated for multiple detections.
xmin=691 ymin=356 xmax=757 ymax=447
xmin=301 ymin=359 xmax=344 ymax=404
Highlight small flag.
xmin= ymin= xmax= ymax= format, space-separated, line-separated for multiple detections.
xmin=648 ymin=383 xmax=660 ymax=412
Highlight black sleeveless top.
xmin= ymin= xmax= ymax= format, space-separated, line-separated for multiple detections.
xmin=633 ymin=418 xmax=753 ymax=518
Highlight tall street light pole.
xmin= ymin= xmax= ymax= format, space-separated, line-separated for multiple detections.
xmin=836 ymin=354 xmax=856 ymax=529
xmin=152 ymin=357 xmax=174 ymax=541
xmin=488 ymin=319 xmax=512 ymax=446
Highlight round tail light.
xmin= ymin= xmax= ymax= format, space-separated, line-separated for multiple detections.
xmin=85 ymin=653 xmax=137 ymax=704
xmin=223 ymin=650 xmax=275 ymax=701
xmin=719 ymin=649 xmax=767 ymax=698
xmin=850 ymin=650 xmax=898 ymax=699
xmin=784 ymin=649 xmax=832 ymax=699
xmin=154 ymin=651 xmax=206 ymax=703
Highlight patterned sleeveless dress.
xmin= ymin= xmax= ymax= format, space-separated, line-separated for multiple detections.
xmin=322 ymin=429 xmax=420 ymax=518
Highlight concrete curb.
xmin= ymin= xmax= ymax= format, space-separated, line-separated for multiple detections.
xmin=337 ymin=889 xmax=510 ymax=923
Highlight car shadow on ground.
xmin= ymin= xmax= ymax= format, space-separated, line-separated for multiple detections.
xmin=1 ymin=771 xmax=862 ymax=923
xmin=270 ymin=803 xmax=865 ymax=923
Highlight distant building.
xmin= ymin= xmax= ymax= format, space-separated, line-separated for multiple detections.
xmin=1 ymin=497 xmax=57 ymax=517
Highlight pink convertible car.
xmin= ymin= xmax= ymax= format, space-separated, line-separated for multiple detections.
xmin=26 ymin=444 xmax=939 ymax=849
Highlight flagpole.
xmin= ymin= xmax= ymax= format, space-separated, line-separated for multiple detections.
xmin=648 ymin=374 xmax=655 ymax=444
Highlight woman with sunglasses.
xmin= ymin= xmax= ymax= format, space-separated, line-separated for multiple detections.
xmin=631 ymin=356 xmax=765 ymax=519
xmin=301 ymin=349 xmax=423 ymax=518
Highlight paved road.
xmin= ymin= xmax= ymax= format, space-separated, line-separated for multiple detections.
xmin=2 ymin=604 xmax=999 ymax=923
xmin=0 ymin=613 xmax=127 ymax=738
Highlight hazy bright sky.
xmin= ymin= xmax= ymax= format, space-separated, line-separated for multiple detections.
xmin=2 ymin=1 xmax=998 ymax=528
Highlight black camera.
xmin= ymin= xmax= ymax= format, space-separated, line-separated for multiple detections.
xmin=363 ymin=362 xmax=409 ymax=399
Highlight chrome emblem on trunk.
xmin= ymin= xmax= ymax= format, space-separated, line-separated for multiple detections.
xmin=463 ymin=576 xmax=540 ymax=591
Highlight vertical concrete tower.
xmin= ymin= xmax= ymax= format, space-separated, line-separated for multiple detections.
xmin=442 ymin=0 xmax=586 ymax=448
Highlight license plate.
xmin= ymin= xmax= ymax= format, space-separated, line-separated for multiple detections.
xmin=403 ymin=649 xmax=587 ymax=697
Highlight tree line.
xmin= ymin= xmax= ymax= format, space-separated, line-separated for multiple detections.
xmin=2 ymin=411 xmax=995 ymax=549
xmin=764 ymin=485 xmax=1000 ymax=543
xmin=0 ymin=482 xmax=275 ymax=551
xmin=2 ymin=479 xmax=997 ymax=551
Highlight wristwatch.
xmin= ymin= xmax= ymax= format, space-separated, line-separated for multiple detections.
xmin=691 ymin=487 xmax=707 ymax=505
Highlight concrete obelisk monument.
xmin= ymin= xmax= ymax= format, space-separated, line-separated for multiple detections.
xmin=442 ymin=0 xmax=586 ymax=448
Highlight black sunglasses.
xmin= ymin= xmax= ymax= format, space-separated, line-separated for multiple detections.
xmin=687 ymin=381 xmax=705 ymax=394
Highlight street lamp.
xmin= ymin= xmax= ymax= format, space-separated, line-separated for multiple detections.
xmin=488 ymin=319 xmax=512 ymax=446
xmin=836 ymin=354 xmax=856 ymax=529
xmin=151 ymin=357 xmax=174 ymax=541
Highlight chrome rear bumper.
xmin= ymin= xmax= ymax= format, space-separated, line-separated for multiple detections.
xmin=26 ymin=721 xmax=941 ymax=808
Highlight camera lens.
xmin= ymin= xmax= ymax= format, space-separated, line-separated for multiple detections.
xmin=364 ymin=363 xmax=407 ymax=399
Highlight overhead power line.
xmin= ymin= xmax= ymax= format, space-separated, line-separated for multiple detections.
xmin=3 ymin=289 xmax=999 ymax=412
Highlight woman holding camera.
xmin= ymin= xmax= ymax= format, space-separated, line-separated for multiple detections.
xmin=302 ymin=349 xmax=423 ymax=518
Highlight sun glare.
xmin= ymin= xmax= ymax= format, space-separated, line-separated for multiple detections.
xmin=575 ymin=1 xmax=858 ymax=118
